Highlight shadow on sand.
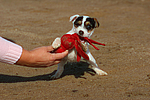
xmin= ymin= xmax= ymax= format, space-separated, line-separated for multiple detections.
xmin=0 ymin=61 xmax=96 ymax=83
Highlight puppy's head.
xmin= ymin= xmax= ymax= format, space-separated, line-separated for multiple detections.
xmin=70 ymin=14 xmax=99 ymax=38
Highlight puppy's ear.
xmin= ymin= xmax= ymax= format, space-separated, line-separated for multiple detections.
xmin=70 ymin=14 xmax=79 ymax=23
xmin=93 ymin=18 xmax=100 ymax=28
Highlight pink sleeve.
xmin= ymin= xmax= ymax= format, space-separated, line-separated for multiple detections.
xmin=0 ymin=37 xmax=22 ymax=64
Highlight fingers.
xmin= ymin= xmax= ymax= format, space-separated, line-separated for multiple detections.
xmin=52 ymin=50 xmax=68 ymax=60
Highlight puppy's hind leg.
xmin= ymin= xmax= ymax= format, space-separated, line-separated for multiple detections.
xmin=50 ymin=59 xmax=67 ymax=79
xmin=87 ymin=52 xmax=107 ymax=76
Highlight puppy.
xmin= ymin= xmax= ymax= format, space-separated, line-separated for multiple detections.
xmin=51 ymin=15 xmax=107 ymax=79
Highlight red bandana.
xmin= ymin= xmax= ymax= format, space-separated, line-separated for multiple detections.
xmin=52 ymin=33 xmax=105 ymax=62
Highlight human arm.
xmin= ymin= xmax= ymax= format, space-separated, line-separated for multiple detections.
xmin=15 ymin=46 xmax=68 ymax=67
xmin=0 ymin=37 xmax=68 ymax=67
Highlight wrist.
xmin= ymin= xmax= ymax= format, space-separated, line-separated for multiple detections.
xmin=15 ymin=49 xmax=33 ymax=66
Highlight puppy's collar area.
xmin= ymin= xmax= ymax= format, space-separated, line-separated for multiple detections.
xmin=52 ymin=33 xmax=105 ymax=61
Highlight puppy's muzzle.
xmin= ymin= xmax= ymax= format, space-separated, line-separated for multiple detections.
xmin=79 ymin=30 xmax=84 ymax=36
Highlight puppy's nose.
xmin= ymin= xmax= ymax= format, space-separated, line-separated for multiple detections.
xmin=79 ymin=30 xmax=84 ymax=36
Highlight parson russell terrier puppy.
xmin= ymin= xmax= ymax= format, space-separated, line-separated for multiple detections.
xmin=51 ymin=15 xmax=107 ymax=79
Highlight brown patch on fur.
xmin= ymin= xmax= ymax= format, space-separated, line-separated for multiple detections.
xmin=71 ymin=16 xmax=78 ymax=22
xmin=85 ymin=21 xmax=90 ymax=26
xmin=87 ymin=29 xmax=93 ymax=33
xmin=93 ymin=18 xmax=99 ymax=28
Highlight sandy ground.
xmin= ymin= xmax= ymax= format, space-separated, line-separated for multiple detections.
xmin=0 ymin=0 xmax=150 ymax=100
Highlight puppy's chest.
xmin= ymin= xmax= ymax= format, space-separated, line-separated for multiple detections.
xmin=67 ymin=48 xmax=78 ymax=62
xmin=66 ymin=42 xmax=88 ymax=62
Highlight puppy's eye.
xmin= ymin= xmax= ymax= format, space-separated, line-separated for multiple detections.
xmin=86 ymin=24 xmax=92 ymax=30
xmin=85 ymin=21 xmax=93 ymax=30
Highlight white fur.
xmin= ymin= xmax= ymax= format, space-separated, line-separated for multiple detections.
xmin=70 ymin=14 xmax=79 ymax=23
xmin=51 ymin=15 xmax=107 ymax=79
xmin=52 ymin=37 xmax=61 ymax=49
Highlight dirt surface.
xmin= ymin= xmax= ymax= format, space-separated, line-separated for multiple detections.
xmin=0 ymin=0 xmax=150 ymax=100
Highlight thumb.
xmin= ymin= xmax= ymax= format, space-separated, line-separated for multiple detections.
xmin=52 ymin=50 xmax=68 ymax=60
xmin=46 ymin=46 xmax=54 ymax=52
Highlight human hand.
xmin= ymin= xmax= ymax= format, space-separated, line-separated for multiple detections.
xmin=15 ymin=46 xmax=68 ymax=67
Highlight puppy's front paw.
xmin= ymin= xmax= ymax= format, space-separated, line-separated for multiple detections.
xmin=52 ymin=37 xmax=61 ymax=49
xmin=81 ymin=42 xmax=88 ymax=52
xmin=94 ymin=68 xmax=108 ymax=76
